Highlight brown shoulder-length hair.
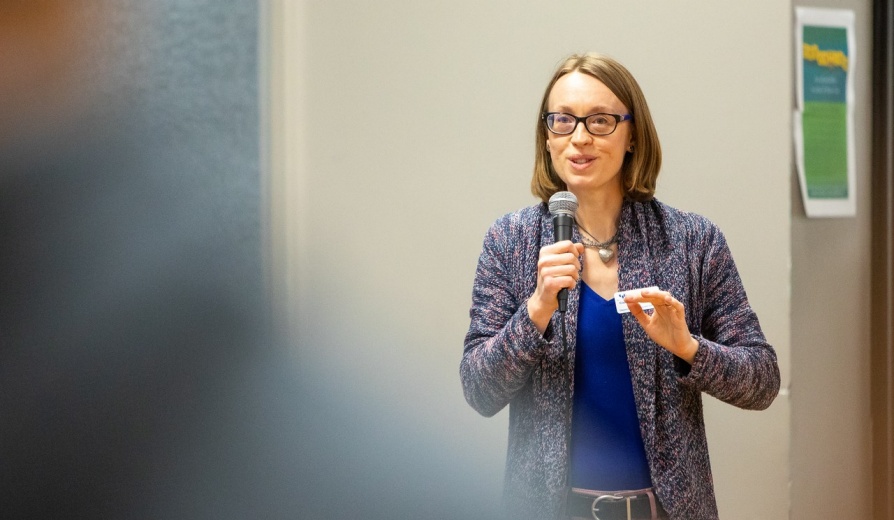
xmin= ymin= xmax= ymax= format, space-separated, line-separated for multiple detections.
xmin=531 ymin=53 xmax=662 ymax=203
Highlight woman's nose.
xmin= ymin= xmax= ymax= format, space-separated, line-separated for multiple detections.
xmin=570 ymin=121 xmax=592 ymax=144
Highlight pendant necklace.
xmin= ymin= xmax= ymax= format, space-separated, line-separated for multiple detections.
xmin=577 ymin=223 xmax=619 ymax=264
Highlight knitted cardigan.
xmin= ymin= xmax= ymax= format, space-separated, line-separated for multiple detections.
xmin=461 ymin=198 xmax=780 ymax=520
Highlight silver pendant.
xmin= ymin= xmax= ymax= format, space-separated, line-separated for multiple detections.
xmin=598 ymin=247 xmax=614 ymax=263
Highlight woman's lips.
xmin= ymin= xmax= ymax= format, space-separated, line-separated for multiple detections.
xmin=568 ymin=154 xmax=595 ymax=170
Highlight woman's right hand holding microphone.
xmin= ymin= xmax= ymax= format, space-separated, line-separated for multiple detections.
xmin=527 ymin=240 xmax=584 ymax=334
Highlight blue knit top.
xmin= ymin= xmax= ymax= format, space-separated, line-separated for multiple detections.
xmin=568 ymin=282 xmax=652 ymax=491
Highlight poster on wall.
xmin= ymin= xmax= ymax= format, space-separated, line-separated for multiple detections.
xmin=794 ymin=7 xmax=856 ymax=218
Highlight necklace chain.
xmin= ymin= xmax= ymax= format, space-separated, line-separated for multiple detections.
xmin=577 ymin=223 xmax=618 ymax=247
xmin=576 ymin=222 xmax=619 ymax=263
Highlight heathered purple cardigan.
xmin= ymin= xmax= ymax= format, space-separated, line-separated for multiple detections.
xmin=461 ymin=198 xmax=780 ymax=520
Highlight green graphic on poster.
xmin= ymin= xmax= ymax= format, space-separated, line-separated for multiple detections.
xmin=801 ymin=26 xmax=849 ymax=199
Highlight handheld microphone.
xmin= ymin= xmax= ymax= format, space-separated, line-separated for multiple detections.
xmin=548 ymin=191 xmax=578 ymax=313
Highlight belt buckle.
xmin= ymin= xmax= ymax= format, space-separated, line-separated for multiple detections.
xmin=590 ymin=494 xmax=629 ymax=520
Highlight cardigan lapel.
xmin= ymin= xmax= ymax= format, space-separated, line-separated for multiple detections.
xmin=538 ymin=206 xmax=579 ymax=494
xmin=616 ymin=199 xmax=670 ymax=450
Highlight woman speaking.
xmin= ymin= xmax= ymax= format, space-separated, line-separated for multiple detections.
xmin=460 ymin=53 xmax=780 ymax=520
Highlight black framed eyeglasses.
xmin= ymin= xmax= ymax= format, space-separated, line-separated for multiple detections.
xmin=543 ymin=112 xmax=633 ymax=136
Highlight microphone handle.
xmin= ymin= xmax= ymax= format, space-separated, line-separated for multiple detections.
xmin=553 ymin=214 xmax=574 ymax=313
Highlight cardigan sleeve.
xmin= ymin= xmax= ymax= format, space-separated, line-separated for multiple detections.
xmin=460 ymin=217 xmax=549 ymax=417
xmin=679 ymin=222 xmax=781 ymax=411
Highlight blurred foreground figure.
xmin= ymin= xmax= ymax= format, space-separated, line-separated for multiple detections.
xmin=0 ymin=3 xmax=509 ymax=519
xmin=0 ymin=2 xmax=305 ymax=518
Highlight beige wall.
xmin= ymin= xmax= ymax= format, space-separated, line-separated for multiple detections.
xmin=266 ymin=2 xmax=818 ymax=518
xmin=790 ymin=1 xmax=874 ymax=519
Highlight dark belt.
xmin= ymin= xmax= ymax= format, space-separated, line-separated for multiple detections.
xmin=565 ymin=487 xmax=666 ymax=520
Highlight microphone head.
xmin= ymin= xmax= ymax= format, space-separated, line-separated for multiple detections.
xmin=548 ymin=191 xmax=578 ymax=218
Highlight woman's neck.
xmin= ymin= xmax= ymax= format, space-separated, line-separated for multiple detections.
xmin=573 ymin=189 xmax=623 ymax=241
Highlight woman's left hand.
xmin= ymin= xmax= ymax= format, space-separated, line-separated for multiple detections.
xmin=625 ymin=288 xmax=699 ymax=364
